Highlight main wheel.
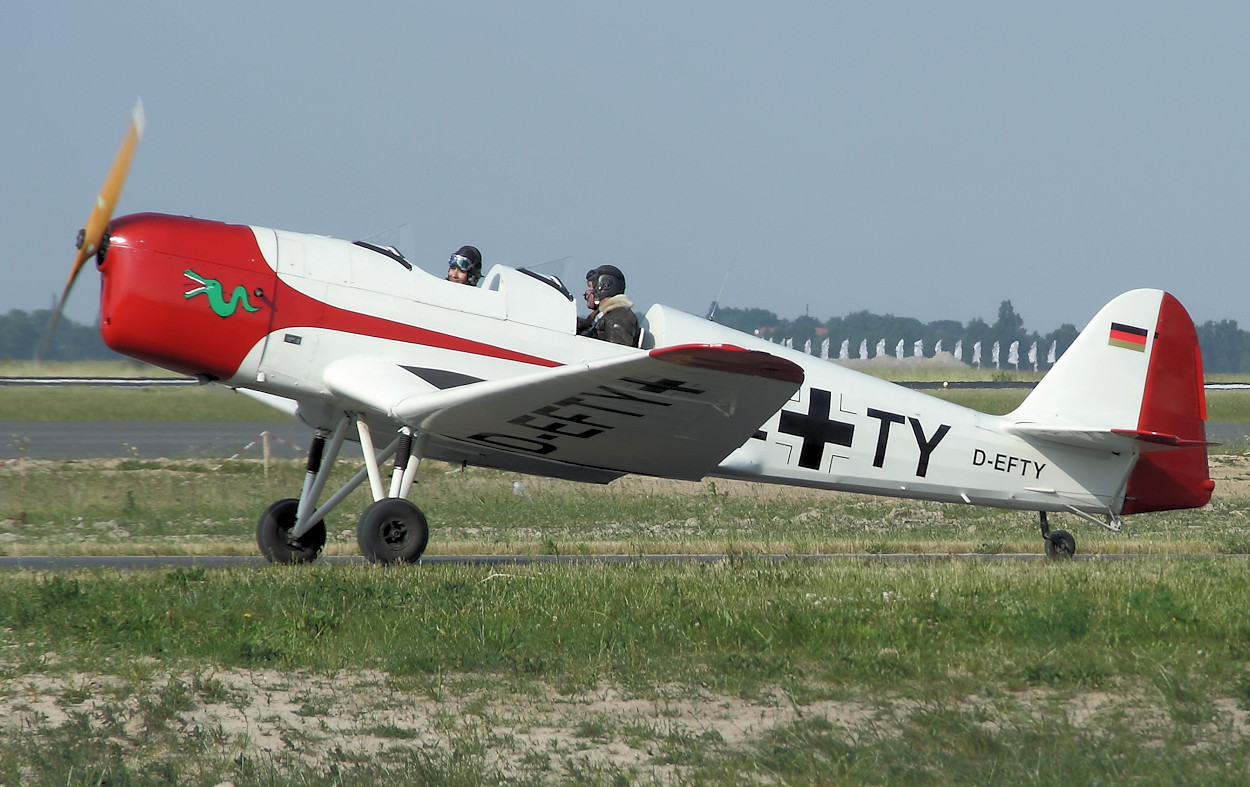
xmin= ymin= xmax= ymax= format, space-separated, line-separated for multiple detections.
xmin=356 ymin=498 xmax=429 ymax=564
xmin=1044 ymin=529 xmax=1076 ymax=560
xmin=256 ymin=498 xmax=327 ymax=564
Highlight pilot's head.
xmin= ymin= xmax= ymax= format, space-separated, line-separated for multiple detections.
xmin=447 ymin=245 xmax=482 ymax=285
xmin=584 ymin=265 xmax=626 ymax=309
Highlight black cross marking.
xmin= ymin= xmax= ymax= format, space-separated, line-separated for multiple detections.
xmin=778 ymin=388 xmax=855 ymax=470
xmin=620 ymin=377 xmax=704 ymax=395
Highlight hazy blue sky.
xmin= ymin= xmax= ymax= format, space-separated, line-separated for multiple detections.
xmin=5 ymin=2 xmax=1249 ymax=337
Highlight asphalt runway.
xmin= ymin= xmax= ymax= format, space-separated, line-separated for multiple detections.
xmin=0 ymin=421 xmax=317 ymax=460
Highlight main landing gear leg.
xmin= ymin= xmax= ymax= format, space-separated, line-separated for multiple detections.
xmin=256 ymin=415 xmax=430 ymax=565
xmin=1038 ymin=511 xmax=1075 ymax=560
xmin=355 ymin=422 xmax=429 ymax=564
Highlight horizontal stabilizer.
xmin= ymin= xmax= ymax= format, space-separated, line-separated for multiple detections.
xmin=1109 ymin=429 xmax=1217 ymax=449
xmin=1008 ymin=423 xmax=1215 ymax=453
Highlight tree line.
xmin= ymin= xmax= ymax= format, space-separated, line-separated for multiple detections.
xmin=709 ymin=300 xmax=1250 ymax=374
xmin=4 ymin=303 xmax=1250 ymax=374
xmin=0 ymin=310 xmax=116 ymax=362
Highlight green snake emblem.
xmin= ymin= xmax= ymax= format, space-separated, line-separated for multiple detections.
xmin=184 ymin=269 xmax=261 ymax=317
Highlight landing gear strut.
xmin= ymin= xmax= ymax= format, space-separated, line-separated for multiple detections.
xmin=256 ymin=415 xmax=432 ymax=565
xmin=1038 ymin=511 xmax=1075 ymax=560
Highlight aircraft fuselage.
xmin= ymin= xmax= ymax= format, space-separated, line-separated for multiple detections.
xmin=98 ymin=213 xmax=1211 ymax=519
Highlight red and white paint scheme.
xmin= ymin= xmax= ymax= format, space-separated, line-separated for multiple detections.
xmin=53 ymin=104 xmax=1214 ymax=563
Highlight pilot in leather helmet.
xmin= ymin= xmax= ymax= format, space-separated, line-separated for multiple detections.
xmin=447 ymin=245 xmax=482 ymax=286
xmin=577 ymin=264 xmax=641 ymax=346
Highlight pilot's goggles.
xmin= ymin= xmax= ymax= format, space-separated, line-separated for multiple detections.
xmin=449 ymin=254 xmax=473 ymax=271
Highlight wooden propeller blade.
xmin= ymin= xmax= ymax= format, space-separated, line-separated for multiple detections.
xmin=39 ymin=100 xmax=144 ymax=360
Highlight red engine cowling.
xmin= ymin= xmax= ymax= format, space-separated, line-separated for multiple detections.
xmin=98 ymin=213 xmax=276 ymax=381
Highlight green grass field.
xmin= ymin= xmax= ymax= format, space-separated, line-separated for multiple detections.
xmin=2 ymin=456 xmax=1249 ymax=558
xmin=0 ymin=361 xmax=184 ymax=378
xmin=1 ymin=551 xmax=1248 ymax=783
xmin=3 ymin=362 xmax=1250 ymax=783
xmin=2 ymin=454 xmax=1250 ymax=782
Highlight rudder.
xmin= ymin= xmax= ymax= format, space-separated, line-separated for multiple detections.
xmin=1120 ymin=292 xmax=1213 ymax=513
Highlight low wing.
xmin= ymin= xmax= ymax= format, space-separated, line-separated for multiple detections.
xmin=324 ymin=345 xmax=804 ymax=480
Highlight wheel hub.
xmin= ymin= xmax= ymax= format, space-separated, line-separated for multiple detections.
xmin=380 ymin=519 xmax=410 ymax=548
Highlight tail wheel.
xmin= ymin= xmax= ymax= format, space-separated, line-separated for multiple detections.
xmin=257 ymin=498 xmax=327 ymax=563
xmin=357 ymin=499 xmax=429 ymax=564
xmin=1044 ymin=529 xmax=1076 ymax=560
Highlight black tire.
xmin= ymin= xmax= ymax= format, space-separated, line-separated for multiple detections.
xmin=1044 ymin=529 xmax=1076 ymax=560
xmin=356 ymin=498 xmax=429 ymax=564
xmin=256 ymin=498 xmax=327 ymax=564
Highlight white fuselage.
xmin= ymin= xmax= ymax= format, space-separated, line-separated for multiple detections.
xmin=228 ymin=229 xmax=1134 ymax=516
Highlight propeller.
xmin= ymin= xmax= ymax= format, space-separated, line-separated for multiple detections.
xmin=38 ymin=99 xmax=145 ymax=360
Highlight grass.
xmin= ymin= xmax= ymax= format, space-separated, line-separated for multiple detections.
xmin=2 ymin=363 xmax=1250 ymax=781
xmin=0 ymin=384 xmax=284 ymax=422
xmin=929 ymin=387 xmax=1250 ymax=420
xmin=0 ymin=460 xmax=1247 ymax=780
xmin=1 ymin=558 xmax=1249 ymax=783
xmin=3 ymin=457 xmax=1250 ymax=557
xmin=0 ymin=360 xmax=183 ymax=378
xmin=829 ymin=363 xmax=1046 ymax=384
xmin=2 ymin=560 xmax=1246 ymax=696
xmin=1207 ymin=389 xmax=1250 ymax=423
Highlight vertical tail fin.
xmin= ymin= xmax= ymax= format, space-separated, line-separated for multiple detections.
xmin=1011 ymin=289 xmax=1213 ymax=513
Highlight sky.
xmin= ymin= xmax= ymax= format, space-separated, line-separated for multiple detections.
xmin=5 ymin=2 xmax=1250 ymax=338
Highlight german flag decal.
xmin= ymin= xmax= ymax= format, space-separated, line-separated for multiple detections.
xmin=1109 ymin=322 xmax=1149 ymax=352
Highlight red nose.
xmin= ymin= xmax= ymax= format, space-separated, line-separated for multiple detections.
xmin=98 ymin=213 xmax=275 ymax=381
